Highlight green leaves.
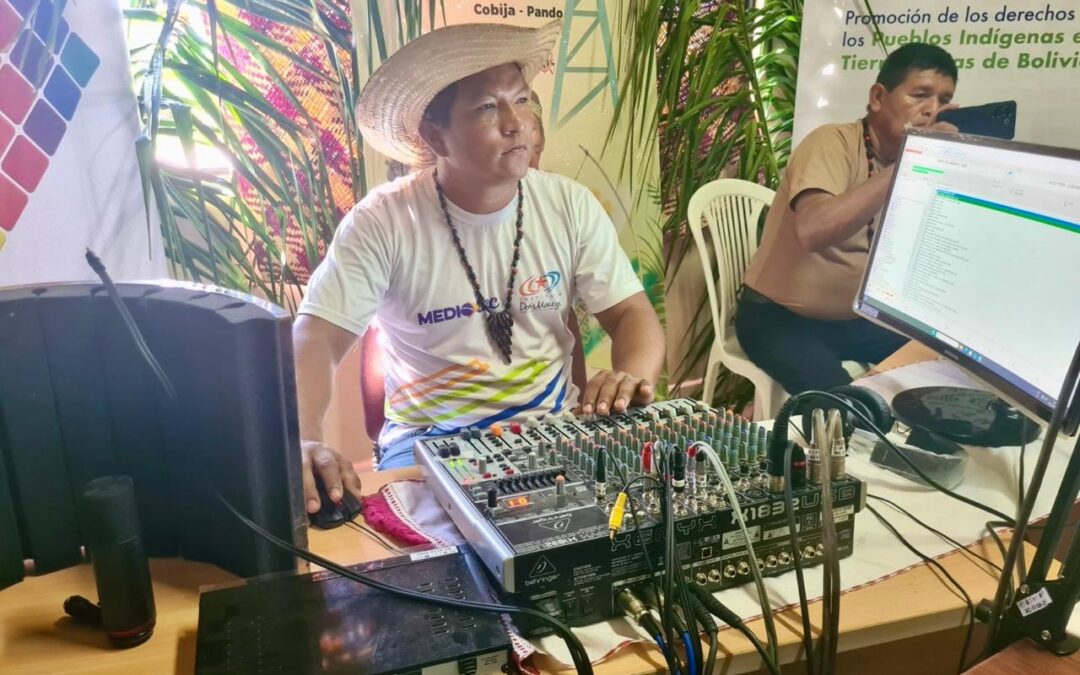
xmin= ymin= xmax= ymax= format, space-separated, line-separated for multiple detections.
xmin=612 ymin=0 xmax=803 ymax=408
xmin=128 ymin=1 xmax=362 ymax=310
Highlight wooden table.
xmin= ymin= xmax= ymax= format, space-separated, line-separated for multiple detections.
xmin=0 ymin=461 xmax=1066 ymax=675
xmin=965 ymin=638 xmax=1080 ymax=675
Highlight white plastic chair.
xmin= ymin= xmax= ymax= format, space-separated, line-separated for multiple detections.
xmin=687 ymin=179 xmax=787 ymax=420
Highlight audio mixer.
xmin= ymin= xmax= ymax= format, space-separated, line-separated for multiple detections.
xmin=414 ymin=399 xmax=866 ymax=633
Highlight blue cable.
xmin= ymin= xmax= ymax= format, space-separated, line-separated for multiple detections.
xmin=682 ymin=631 xmax=697 ymax=675
xmin=653 ymin=635 xmax=681 ymax=675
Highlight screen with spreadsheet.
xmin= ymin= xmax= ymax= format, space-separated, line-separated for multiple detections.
xmin=855 ymin=131 xmax=1080 ymax=424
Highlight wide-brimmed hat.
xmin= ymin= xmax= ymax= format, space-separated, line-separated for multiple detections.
xmin=357 ymin=21 xmax=561 ymax=167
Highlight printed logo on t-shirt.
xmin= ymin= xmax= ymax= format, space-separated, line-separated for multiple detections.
xmin=518 ymin=270 xmax=564 ymax=313
xmin=417 ymin=297 xmax=499 ymax=325
xmin=519 ymin=271 xmax=562 ymax=296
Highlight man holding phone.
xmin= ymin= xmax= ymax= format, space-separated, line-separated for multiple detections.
xmin=736 ymin=43 xmax=960 ymax=395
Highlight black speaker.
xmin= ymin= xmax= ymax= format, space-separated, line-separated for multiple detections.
xmin=80 ymin=475 xmax=156 ymax=648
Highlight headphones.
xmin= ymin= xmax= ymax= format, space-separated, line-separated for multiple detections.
xmin=793 ymin=385 xmax=895 ymax=443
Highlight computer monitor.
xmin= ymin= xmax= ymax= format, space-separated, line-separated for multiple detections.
xmin=855 ymin=130 xmax=1080 ymax=439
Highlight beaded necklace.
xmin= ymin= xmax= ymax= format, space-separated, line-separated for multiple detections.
xmin=434 ymin=173 xmax=524 ymax=364
xmin=862 ymin=117 xmax=879 ymax=244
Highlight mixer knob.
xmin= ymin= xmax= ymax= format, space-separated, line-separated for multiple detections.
xmin=510 ymin=422 xmax=523 ymax=435
xmin=438 ymin=446 xmax=451 ymax=459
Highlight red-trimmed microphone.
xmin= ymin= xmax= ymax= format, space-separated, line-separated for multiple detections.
xmin=78 ymin=475 xmax=156 ymax=647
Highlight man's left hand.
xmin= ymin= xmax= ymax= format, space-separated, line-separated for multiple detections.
xmin=579 ymin=370 xmax=655 ymax=415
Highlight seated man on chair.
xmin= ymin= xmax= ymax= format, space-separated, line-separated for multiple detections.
xmin=292 ymin=21 xmax=665 ymax=514
xmin=736 ymin=43 xmax=959 ymax=395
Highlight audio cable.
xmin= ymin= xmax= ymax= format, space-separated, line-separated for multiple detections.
xmin=814 ymin=410 xmax=842 ymax=675
xmin=691 ymin=442 xmax=780 ymax=668
xmin=690 ymin=584 xmax=780 ymax=675
xmin=868 ymin=504 xmax=976 ymax=674
xmin=681 ymin=631 xmax=697 ymax=675
xmin=687 ymin=590 xmax=719 ymax=675
xmin=619 ymin=589 xmax=680 ymax=675
xmin=868 ymin=495 xmax=1000 ymax=572
xmin=85 ymin=249 xmax=176 ymax=399
xmin=783 ymin=440 xmax=816 ymax=674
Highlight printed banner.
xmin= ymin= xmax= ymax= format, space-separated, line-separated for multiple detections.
xmin=793 ymin=0 xmax=1080 ymax=148
xmin=0 ymin=0 xmax=165 ymax=286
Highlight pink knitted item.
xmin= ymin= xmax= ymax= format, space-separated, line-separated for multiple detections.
xmin=359 ymin=491 xmax=431 ymax=546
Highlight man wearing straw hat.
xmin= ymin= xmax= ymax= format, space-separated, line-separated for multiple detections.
xmin=292 ymin=21 xmax=665 ymax=513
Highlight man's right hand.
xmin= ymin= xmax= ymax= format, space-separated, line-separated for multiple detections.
xmin=928 ymin=103 xmax=960 ymax=133
xmin=301 ymin=440 xmax=363 ymax=513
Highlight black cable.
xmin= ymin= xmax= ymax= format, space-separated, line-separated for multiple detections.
xmin=869 ymin=495 xmax=1001 ymax=572
xmin=663 ymin=467 xmax=683 ymax=673
xmin=705 ymin=629 xmax=718 ymax=675
xmin=623 ymin=477 xmax=662 ymax=596
xmin=735 ymin=622 xmax=778 ymax=675
xmin=868 ymin=505 xmax=974 ymax=674
xmin=639 ymin=612 xmax=681 ymax=675
xmin=221 ymin=495 xmax=595 ymax=674
xmin=667 ymin=450 xmax=703 ymax=675
xmin=85 ymin=249 xmax=176 ymax=400
xmin=675 ymin=563 xmax=703 ymax=674
xmin=688 ymin=593 xmax=719 ymax=675
xmin=773 ymin=392 xmax=1016 ymax=525
xmin=345 ymin=521 xmax=401 ymax=555
xmin=783 ymin=441 xmax=816 ymax=674
xmin=690 ymin=585 xmax=780 ymax=675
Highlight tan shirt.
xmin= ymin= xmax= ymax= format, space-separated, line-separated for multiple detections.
xmin=744 ymin=120 xmax=885 ymax=320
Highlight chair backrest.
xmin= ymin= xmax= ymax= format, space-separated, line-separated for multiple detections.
xmin=686 ymin=179 xmax=776 ymax=347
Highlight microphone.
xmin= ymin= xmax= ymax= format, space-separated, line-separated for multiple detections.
xmin=80 ymin=475 xmax=156 ymax=647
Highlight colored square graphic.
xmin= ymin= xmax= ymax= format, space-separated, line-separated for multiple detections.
xmin=7 ymin=0 xmax=33 ymax=17
xmin=0 ymin=114 xmax=13 ymax=155
xmin=24 ymin=99 xmax=65 ymax=155
xmin=30 ymin=1 xmax=68 ymax=48
xmin=60 ymin=33 xmax=97 ymax=86
xmin=0 ymin=172 xmax=29 ymax=232
xmin=1 ymin=1 xmax=20 ymax=51
xmin=43 ymin=65 xmax=80 ymax=120
xmin=3 ymin=135 xmax=49 ymax=191
xmin=0 ymin=1 xmax=100 ymax=235
xmin=11 ymin=30 xmax=54 ymax=87
xmin=0 ymin=64 xmax=35 ymax=124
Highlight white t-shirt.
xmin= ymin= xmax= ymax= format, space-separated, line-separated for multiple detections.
xmin=300 ymin=167 xmax=643 ymax=445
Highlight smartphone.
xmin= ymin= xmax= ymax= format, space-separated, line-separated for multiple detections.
xmin=936 ymin=100 xmax=1017 ymax=139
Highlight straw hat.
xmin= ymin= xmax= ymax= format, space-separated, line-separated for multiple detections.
xmin=357 ymin=21 xmax=561 ymax=167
